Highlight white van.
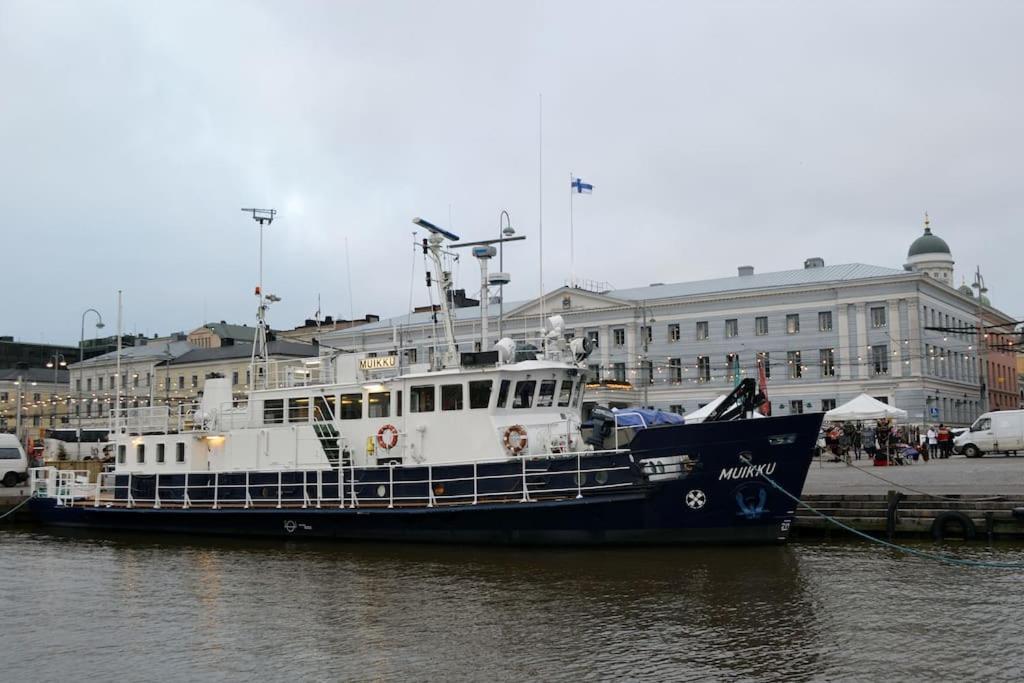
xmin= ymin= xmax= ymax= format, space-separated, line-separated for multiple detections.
xmin=0 ymin=433 xmax=29 ymax=487
xmin=954 ymin=410 xmax=1024 ymax=458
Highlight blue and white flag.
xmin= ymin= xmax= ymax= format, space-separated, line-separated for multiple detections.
xmin=571 ymin=177 xmax=593 ymax=194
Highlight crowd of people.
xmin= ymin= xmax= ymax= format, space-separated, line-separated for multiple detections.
xmin=820 ymin=421 xmax=958 ymax=465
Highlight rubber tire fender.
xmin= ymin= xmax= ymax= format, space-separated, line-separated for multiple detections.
xmin=1 ymin=471 xmax=17 ymax=488
xmin=931 ymin=511 xmax=977 ymax=542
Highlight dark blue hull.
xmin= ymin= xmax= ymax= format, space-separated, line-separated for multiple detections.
xmin=29 ymin=413 xmax=822 ymax=546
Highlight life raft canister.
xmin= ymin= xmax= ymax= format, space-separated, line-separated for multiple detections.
xmin=503 ymin=424 xmax=528 ymax=455
xmin=376 ymin=424 xmax=399 ymax=451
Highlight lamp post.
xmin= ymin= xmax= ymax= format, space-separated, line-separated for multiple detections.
xmin=45 ymin=352 xmax=67 ymax=427
xmin=77 ymin=308 xmax=105 ymax=445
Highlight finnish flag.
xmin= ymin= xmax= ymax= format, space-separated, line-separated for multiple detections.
xmin=572 ymin=177 xmax=593 ymax=194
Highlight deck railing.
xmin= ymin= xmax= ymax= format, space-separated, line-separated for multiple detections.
xmin=30 ymin=449 xmax=634 ymax=511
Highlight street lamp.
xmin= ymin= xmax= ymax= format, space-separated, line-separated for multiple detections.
xmin=77 ymin=308 xmax=105 ymax=447
xmin=45 ymin=352 xmax=67 ymax=427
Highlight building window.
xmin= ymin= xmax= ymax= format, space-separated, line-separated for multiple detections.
xmin=176 ymin=443 xmax=185 ymax=463
xmin=786 ymin=314 xmax=800 ymax=335
xmin=133 ymin=374 xmax=139 ymax=388
xmin=33 ymin=393 xmax=40 ymax=402
xmin=98 ymin=377 xmax=104 ymax=390
xmin=164 ymin=377 xmax=171 ymax=392
xmin=788 ymin=351 xmax=802 ymax=379
xmin=821 ymin=399 xmax=837 ymax=412
xmin=668 ymin=324 xmax=680 ymax=342
xmin=696 ymin=321 xmax=709 ymax=340
xmin=178 ymin=376 xmax=185 ymax=390
xmin=587 ymin=330 xmax=599 ymax=347
xmin=232 ymin=371 xmax=239 ymax=386
xmin=871 ymin=306 xmax=887 ymax=328
xmin=669 ymin=358 xmax=682 ymax=383
xmin=613 ymin=363 xmax=626 ymax=382
xmin=871 ymin=344 xmax=889 ymax=376
xmin=819 ymin=348 xmax=835 ymax=377
xmin=726 ymin=353 xmax=739 ymax=383
xmin=758 ymin=352 xmax=770 ymax=379
xmin=755 ymin=317 xmax=768 ymax=336
xmin=588 ymin=364 xmax=600 ymax=382
xmin=86 ymin=378 xmax=92 ymax=391
xmin=75 ymin=379 xmax=81 ymax=392
xmin=818 ymin=311 xmax=832 ymax=332
xmin=191 ymin=375 xmax=198 ymax=389
xmin=697 ymin=355 xmax=711 ymax=383
xmin=641 ymin=361 xmax=653 ymax=385
xmin=725 ymin=319 xmax=738 ymax=338
xmin=669 ymin=404 xmax=683 ymax=415
xmin=789 ymin=400 xmax=804 ymax=414
xmin=640 ymin=326 xmax=652 ymax=344
xmin=613 ymin=328 xmax=625 ymax=347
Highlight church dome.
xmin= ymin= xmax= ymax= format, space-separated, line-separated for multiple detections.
xmin=958 ymin=284 xmax=974 ymax=297
xmin=908 ymin=225 xmax=950 ymax=257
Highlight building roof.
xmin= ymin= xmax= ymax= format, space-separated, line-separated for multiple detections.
xmin=908 ymin=226 xmax=951 ymax=257
xmin=606 ymin=263 xmax=909 ymax=302
xmin=0 ymin=368 xmax=70 ymax=384
xmin=160 ymin=340 xmax=315 ymax=366
xmin=70 ymin=340 xmax=194 ymax=368
xmin=195 ymin=322 xmax=258 ymax=342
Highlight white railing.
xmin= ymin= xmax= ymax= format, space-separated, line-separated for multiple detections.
xmin=30 ymin=449 xmax=633 ymax=511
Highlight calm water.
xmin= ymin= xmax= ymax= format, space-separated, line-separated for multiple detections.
xmin=2 ymin=526 xmax=1024 ymax=682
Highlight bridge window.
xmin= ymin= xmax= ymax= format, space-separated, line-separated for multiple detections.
xmin=513 ymin=380 xmax=536 ymax=409
xmin=313 ymin=396 xmax=337 ymax=421
xmin=368 ymin=392 xmax=390 ymax=418
xmin=496 ymin=380 xmax=510 ymax=408
xmin=288 ymin=397 xmax=310 ymax=422
xmin=156 ymin=443 xmax=165 ymax=463
xmin=410 ymin=386 xmax=435 ymax=413
xmin=441 ymin=384 xmax=464 ymax=411
xmin=469 ymin=380 xmax=492 ymax=409
xmin=263 ymin=399 xmax=284 ymax=424
xmin=136 ymin=444 xmax=145 ymax=464
xmin=339 ymin=394 xmax=363 ymax=419
xmin=557 ymin=381 xmax=572 ymax=407
xmin=537 ymin=380 xmax=556 ymax=407
xmin=176 ymin=443 xmax=185 ymax=463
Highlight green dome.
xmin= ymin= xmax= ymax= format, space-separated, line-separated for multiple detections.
xmin=908 ymin=226 xmax=951 ymax=257
xmin=958 ymin=284 xmax=974 ymax=297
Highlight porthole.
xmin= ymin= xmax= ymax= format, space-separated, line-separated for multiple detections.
xmin=376 ymin=484 xmax=387 ymax=498
xmin=575 ymin=472 xmax=588 ymax=487
xmin=595 ymin=471 xmax=609 ymax=485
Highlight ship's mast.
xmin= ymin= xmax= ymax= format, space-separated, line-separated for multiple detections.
xmin=413 ymin=217 xmax=461 ymax=368
xmin=242 ymin=207 xmax=277 ymax=389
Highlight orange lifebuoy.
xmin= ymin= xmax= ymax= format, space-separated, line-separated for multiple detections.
xmin=376 ymin=424 xmax=399 ymax=450
xmin=503 ymin=424 xmax=528 ymax=455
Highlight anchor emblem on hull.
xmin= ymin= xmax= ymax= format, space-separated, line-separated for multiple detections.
xmin=734 ymin=483 xmax=769 ymax=520
xmin=685 ymin=489 xmax=707 ymax=510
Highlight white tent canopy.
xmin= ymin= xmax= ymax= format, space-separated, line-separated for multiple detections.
xmin=825 ymin=393 xmax=908 ymax=422
xmin=684 ymin=396 xmax=728 ymax=423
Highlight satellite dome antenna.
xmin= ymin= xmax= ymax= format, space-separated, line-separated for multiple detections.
xmin=242 ymin=207 xmax=278 ymax=389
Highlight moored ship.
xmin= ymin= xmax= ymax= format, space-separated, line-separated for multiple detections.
xmin=29 ymin=219 xmax=822 ymax=544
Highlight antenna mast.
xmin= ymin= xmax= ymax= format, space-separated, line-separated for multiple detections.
xmin=242 ymin=207 xmax=278 ymax=389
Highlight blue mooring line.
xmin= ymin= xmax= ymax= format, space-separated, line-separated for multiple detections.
xmin=739 ymin=455 xmax=1024 ymax=569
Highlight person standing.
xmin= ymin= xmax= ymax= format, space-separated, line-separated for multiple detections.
xmin=938 ymin=424 xmax=952 ymax=458
xmin=927 ymin=426 xmax=938 ymax=460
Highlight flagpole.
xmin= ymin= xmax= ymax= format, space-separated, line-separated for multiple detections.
xmin=569 ymin=171 xmax=574 ymax=288
xmin=538 ymin=93 xmax=544 ymax=333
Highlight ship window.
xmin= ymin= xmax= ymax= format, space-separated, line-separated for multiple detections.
xmin=263 ymin=399 xmax=284 ymax=424
xmin=410 ymin=386 xmax=435 ymax=413
xmin=288 ymin=397 xmax=310 ymax=422
xmin=469 ymin=380 xmax=492 ymax=409
xmin=574 ymin=381 xmax=584 ymax=408
xmin=368 ymin=392 xmax=390 ymax=418
xmin=156 ymin=443 xmax=165 ymax=463
xmin=176 ymin=443 xmax=185 ymax=463
xmin=496 ymin=380 xmax=511 ymax=408
xmin=557 ymin=380 xmax=572 ymax=407
xmin=118 ymin=445 xmax=126 ymax=464
xmin=537 ymin=380 xmax=556 ymax=407
xmin=441 ymin=384 xmax=463 ymax=411
xmin=513 ymin=380 xmax=536 ymax=409
xmin=136 ymin=444 xmax=145 ymax=464
xmin=397 ymin=390 xmax=403 ymax=417
xmin=313 ymin=396 xmax=337 ymax=421
xmin=339 ymin=393 xmax=363 ymax=419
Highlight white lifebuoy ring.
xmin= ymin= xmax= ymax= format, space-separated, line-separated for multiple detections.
xmin=90 ymin=446 xmax=99 ymax=457
xmin=503 ymin=424 xmax=529 ymax=455
xmin=377 ymin=424 xmax=399 ymax=450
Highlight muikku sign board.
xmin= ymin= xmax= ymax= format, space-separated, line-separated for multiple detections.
xmin=360 ymin=356 xmax=397 ymax=371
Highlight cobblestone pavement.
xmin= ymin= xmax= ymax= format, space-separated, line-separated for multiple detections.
xmin=803 ymin=454 xmax=1024 ymax=495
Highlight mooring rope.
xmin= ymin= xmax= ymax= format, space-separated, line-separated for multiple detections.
xmin=741 ymin=456 xmax=1024 ymax=569
xmin=0 ymin=496 xmax=31 ymax=521
xmin=836 ymin=459 xmax=1005 ymax=502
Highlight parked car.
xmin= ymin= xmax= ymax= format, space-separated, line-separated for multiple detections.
xmin=954 ymin=411 xmax=1024 ymax=458
xmin=0 ymin=433 xmax=29 ymax=487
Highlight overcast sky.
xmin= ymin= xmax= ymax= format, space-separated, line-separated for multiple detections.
xmin=2 ymin=0 xmax=1021 ymax=344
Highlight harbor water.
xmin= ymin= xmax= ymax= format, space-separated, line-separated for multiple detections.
xmin=2 ymin=527 xmax=1023 ymax=681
